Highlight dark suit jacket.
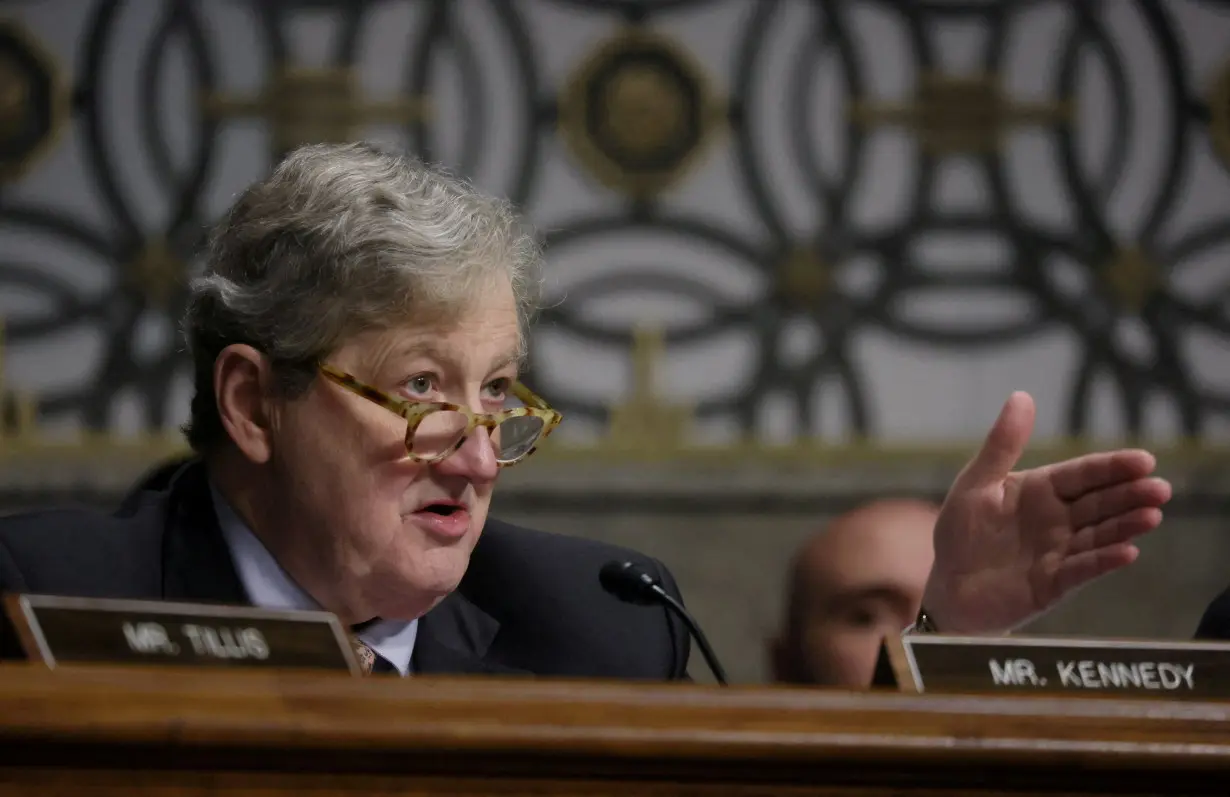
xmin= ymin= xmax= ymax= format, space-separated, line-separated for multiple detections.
xmin=0 ymin=460 xmax=691 ymax=679
xmin=1195 ymin=588 xmax=1230 ymax=641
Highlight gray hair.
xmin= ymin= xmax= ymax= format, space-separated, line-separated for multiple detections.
xmin=181 ymin=141 xmax=543 ymax=452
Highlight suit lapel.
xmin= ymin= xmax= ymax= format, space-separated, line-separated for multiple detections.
xmin=158 ymin=460 xmax=250 ymax=606
xmin=413 ymin=590 xmax=528 ymax=676
xmin=411 ymin=626 xmax=515 ymax=675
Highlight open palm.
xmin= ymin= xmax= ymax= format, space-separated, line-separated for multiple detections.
xmin=923 ymin=392 xmax=1172 ymax=635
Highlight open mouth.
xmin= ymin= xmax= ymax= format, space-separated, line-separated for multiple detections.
xmin=410 ymin=501 xmax=470 ymax=538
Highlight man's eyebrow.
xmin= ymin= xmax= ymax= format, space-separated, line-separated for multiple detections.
xmin=384 ymin=339 xmax=443 ymax=366
xmin=491 ymin=350 xmax=525 ymax=373
xmin=827 ymin=584 xmax=916 ymax=608
xmin=389 ymin=341 xmax=525 ymax=372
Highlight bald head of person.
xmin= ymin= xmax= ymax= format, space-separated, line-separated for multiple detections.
xmin=770 ymin=499 xmax=940 ymax=687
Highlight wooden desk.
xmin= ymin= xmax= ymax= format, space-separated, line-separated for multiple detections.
xmin=2 ymin=662 xmax=1230 ymax=795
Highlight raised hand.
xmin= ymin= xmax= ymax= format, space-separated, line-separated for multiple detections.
xmin=921 ymin=392 xmax=1172 ymax=634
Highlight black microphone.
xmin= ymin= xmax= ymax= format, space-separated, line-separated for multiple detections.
xmin=599 ymin=560 xmax=729 ymax=686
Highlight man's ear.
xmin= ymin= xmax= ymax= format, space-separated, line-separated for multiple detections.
xmin=214 ymin=344 xmax=274 ymax=464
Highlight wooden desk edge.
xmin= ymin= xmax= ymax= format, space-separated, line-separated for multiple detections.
xmin=4 ymin=663 xmax=1230 ymax=768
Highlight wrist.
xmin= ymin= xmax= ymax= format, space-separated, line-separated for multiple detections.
xmin=919 ymin=570 xmax=967 ymax=634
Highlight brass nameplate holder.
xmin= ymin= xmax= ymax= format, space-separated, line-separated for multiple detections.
xmin=3 ymin=593 xmax=362 ymax=675
xmin=874 ymin=633 xmax=1230 ymax=700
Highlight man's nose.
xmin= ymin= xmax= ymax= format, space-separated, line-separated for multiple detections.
xmin=433 ymin=424 xmax=499 ymax=482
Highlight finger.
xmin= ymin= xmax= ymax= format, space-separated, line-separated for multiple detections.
xmin=956 ymin=392 xmax=1035 ymax=489
xmin=1049 ymin=449 xmax=1158 ymax=501
xmin=1053 ymin=543 xmax=1140 ymax=597
xmin=1067 ymin=477 xmax=1172 ymax=530
xmin=1069 ymin=506 xmax=1164 ymax=555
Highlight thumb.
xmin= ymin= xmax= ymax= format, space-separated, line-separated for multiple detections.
xmin=957 ymin=392 xmax=1036 ymax=489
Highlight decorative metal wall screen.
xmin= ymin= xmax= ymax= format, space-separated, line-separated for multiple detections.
xmin=0 ymin=0 xmax=1228 ymax=451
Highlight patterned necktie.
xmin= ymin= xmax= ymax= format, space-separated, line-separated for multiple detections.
xmin=352 ymin=638 xmax=396 ymax=675
xmin=353 ymin=638 xmax=378 ymax=675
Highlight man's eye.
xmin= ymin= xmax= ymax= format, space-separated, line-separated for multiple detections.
xmin=846 ymin=607 xmax=877 ymax=629
xmin=405 ymin=375 xmax=434 ymax=396
xmin=485 ymin=378 xmax=511 ymax=401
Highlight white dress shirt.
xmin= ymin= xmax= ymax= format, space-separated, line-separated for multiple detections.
xmin=210 ymin=484 xmax=418 ymax=675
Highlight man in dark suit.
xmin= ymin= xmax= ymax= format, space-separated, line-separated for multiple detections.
xmin=0 ymin=142 xmax=1174 ymax=681
xmin=0 ymin=142 xmax=692 ymax=678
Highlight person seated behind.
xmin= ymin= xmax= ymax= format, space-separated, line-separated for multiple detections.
xmin=769 ymin=499 xmax=939 ymax=687
xmin=0 ymin=142 xmax=1173 ymax=679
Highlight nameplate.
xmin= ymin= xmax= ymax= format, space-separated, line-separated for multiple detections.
xmin=873 ymin=633 xmax=1230 ymax=700
xmin=3 ymin=593 xmax=362 ymax=675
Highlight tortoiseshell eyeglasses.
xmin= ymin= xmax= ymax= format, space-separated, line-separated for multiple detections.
xmin=318 ymin=363 xmax=562 ymax=466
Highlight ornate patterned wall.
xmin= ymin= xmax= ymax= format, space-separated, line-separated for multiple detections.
xmin=2 ymin=0 xmax=1230 ymax=463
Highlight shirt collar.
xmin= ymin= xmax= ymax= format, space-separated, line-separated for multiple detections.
xmin=209 ymin=483 xmax=418 ymax=676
